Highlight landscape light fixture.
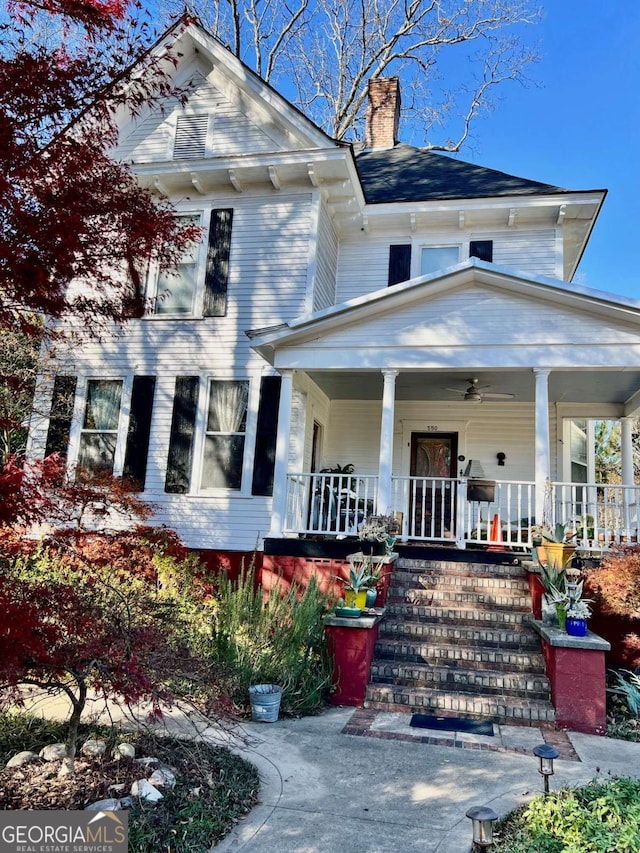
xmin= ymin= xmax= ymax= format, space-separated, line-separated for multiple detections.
xmin=533 ymin=743 xmax=559 ymax=795
xmin=466 ymin=804 xmax=498 ymax=849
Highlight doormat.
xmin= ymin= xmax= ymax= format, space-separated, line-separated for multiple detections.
xmin=410 ymin=714 xmax=494 ymax=737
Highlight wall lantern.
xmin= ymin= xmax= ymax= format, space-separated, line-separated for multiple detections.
xmin=496 ymin=452 xmax=506 ymax=466
xmin=466 ymin=804 xmax=498 ymax=849
xmin=532 ymin=743 xmax=559 ymax=795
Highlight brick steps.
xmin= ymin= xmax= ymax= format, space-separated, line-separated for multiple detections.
xmin=366 ymin=684 xmax=557 ymax=726
xmin=374 ymin=637 xmax=546 ymax=672
xmin=365 ymin=556 xmax=556 ymax=727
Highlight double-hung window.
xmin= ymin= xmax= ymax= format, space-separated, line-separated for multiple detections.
xmin=201 ymin=380 xmax=249 ymax=490
xmin=153 ymin=213 xmax=202 ymax=315
xmin=77 ymin=379 xmax=123 ymax=475
xmin=420 ymin=245 xmax=460 ymax=276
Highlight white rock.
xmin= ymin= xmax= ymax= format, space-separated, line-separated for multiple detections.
xmin=85 ymin=798 xmax=121 ymax=811
xmin=148 ymin=767 xmax=176 ymax=790
xmin=135 ymin=756 xmax=159 ymax=769
xmin=39 ymin=743 xmax=67 ymax=761
xmin=131 ymin=779 xmax=163 ymax=802
xmin=108 ymin=783 xmax=126 ymax=795
xmin=6 ymin=751 xmax=40 ymax=768
xmin=115 ymin=743 xmax=136 ymax=759
xmin=82 ymin=739 xmax=107 ymax=758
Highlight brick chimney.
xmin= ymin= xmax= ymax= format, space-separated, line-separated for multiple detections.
xmin=364 ymin=77 xmax=401 ymax=149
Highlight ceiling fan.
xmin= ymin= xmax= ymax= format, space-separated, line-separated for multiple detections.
xmin=445 ymin=377 xmax=515 ymax=403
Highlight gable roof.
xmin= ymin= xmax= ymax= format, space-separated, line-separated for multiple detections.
xmin=354 ymin=143 xmax=576 ymax=204
xmin=250 ymin=258 xmax=640 ymax=364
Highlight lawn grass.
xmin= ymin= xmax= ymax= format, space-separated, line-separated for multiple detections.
xmin=0 ymin=712 xmax=259 ymax=852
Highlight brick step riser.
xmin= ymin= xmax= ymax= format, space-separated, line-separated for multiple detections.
xmin=378 ymin=617 xmax=540 ymax=640
xmin=370 ymin=665 xmax=550 ymax=697
xmin=373 ymin=644 xmax=546 ymax=673
xmin=395 ymin=561 xmax=527 ymax=580
xmin=364 ymin=687 xmax=556 ymax=726
xmin=387 ymin=590 xmax=532 ymax=609
xmin=370 ymin=676 xmax=551 ymax=702
xmin=378 ymin=623 xmax=540 ymax=648
xmin=390 ymin=571 xmax=530 ymax=593
xmin=384 ymin=604 xmax=530 ymax=626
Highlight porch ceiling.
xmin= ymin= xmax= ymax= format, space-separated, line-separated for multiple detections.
xmin=305 ymin=368 xmax=640 ymax=406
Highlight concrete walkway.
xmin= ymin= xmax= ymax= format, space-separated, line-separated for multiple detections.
xmin=17 ymin=691 xmax=640 ymax=852
xmin=203 ymin=707 xmax=640 ymax=853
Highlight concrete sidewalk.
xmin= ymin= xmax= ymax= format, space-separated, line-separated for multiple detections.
xmin=204 ymin=706 xmax=640 ymax=853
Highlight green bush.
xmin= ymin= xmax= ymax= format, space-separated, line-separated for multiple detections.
xmin=208 ymin=562 xmax=333 ymax=716
xmin=493 ymin=778 xmax=640 ymax=852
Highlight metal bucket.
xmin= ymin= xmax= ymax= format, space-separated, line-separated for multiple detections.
xmin=249 ymin=684 xmax=282 ymax=723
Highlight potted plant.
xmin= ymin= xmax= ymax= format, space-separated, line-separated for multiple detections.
xmin=336 ymin=561 xmax=376 ymax=609
xmin=539 ymin=562 xmax=568 ymax=628
xmin=565 ymin=598 xmax=592 ymax=637
xmin=358 ymin=514 xmax=399 ymax=555
xmin=541 ymin=522 xmax=577 ymax=570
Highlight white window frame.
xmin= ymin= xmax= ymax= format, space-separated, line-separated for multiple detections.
xmin=145 ymin=210 xmax=207 ymax=319
xmin=417 ymin=243 xmax=462 ymax=277
xmin=68 ymin=376 xmax=133 ymax=477
xmin=192 ymin=374 xmax=260 ymax=496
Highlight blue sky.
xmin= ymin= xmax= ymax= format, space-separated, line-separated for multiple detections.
xmin=466 ymin=2 xmax=640 ymax=300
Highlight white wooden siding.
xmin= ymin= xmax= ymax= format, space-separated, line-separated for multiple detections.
xmin=336 ymin=228 xmax=559 ymax=302
xmin=325 ymin=400 xmax=541 ymax=483
xmin=287 ymin=285 xmax=640 ymax=355
xmin=117 ymin=72 xmax=285 ymax=164
xmin=313 ymin=202 xmax=338 ymax=312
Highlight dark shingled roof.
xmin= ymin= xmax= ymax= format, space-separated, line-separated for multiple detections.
xmin=354 ymin=143 xmax=568 ymax=204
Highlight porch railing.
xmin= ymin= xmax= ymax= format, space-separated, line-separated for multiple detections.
xmin=390 ymin=477 xmax=536 ymax=548
xmin=552 ymin=482 xmax=640 ymax=549
xmin=284 ymin=472 xmax=378 ymax=536
xmin=283 ymin=473 xmax=640 ymax=551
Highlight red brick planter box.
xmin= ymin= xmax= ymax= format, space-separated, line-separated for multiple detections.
xmin=324 ymin=611 xmax=384 ymax=706
xmin=531 ymin=620 xmax=610 ymax=735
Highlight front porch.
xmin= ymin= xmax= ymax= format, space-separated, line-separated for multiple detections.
xmin=282 ymin=472 xmax=640 ymax=552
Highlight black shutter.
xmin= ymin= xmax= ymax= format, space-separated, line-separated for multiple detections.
xmin=387 ymin=244 xmax=412 ymax=286
xmin=44 ymin=375 xmax=77 ymax=460
xmin=469 ymin=240 xmax=493 ymax=262
xmin=165 ymin=376 xmax=199 ymax=494
xmin=203 ymin=208 xmax=233 ymax=317
xmin=123 ymin=376 xmax=156 ymax=491
xmin=251 ymin=376 xmax=282 ymax=496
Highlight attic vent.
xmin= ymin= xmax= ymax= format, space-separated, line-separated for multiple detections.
xmin=173 ymin=115 xmax=209 ymax=159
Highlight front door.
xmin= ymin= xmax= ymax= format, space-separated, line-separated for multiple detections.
xmin=410 ymin=432 xmax=458 ymax=539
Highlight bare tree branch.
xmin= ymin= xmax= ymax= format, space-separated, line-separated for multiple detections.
xmin=162 ymin=0 xmax=540 ymax=147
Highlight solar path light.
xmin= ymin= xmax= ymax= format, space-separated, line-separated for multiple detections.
xmin=466 ymin=804 xmax=498 ymax=849
xmin=533 ymin=743 xmax=559 ymax=795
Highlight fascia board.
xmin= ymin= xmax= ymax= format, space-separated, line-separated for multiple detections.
xmin=361 ymin=190 xmax=607 ymax=217
xmin=131 ymin=146 xmax=353 ymax=176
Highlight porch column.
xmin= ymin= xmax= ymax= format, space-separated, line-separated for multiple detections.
xmin=534 ymin=368 xmax=552 ymax=525
xmin=269 ymin=369 xmax=294 ymax=537
xmin=621 ymin=417 xmax=635 ymax=486
xmin=376 ymin=369 xmax=398 ymax=515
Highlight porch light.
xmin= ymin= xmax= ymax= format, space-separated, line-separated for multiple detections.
xmin=466 ymin=805 xmax=498 ymax=849
xmin=533 ymin=744 xmax=559 ymax=795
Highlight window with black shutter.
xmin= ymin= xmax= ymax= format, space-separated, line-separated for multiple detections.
xmin=123 ymin=376 xmax=156 ymax=491
xmin=387 ymin=244 xmax=411 ymax=286
xmin=203 ymin=208 xmax=234 ymax=317
xmin=252 ymin=376 xmax=282 ymax=496
xmin=44 ymin=375 xmax=77 ymax=460
xmin=469 ymin=240 xmax=493 ymax=262
xmin=165 ymin=376 xmax=199 ymax=494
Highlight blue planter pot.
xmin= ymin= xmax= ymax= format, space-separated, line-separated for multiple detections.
xmin=565 ymin=617 xmax=588 ymax=637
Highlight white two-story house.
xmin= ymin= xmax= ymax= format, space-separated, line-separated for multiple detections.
xmin=32 ymin=17 xmax=640 ymax=569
